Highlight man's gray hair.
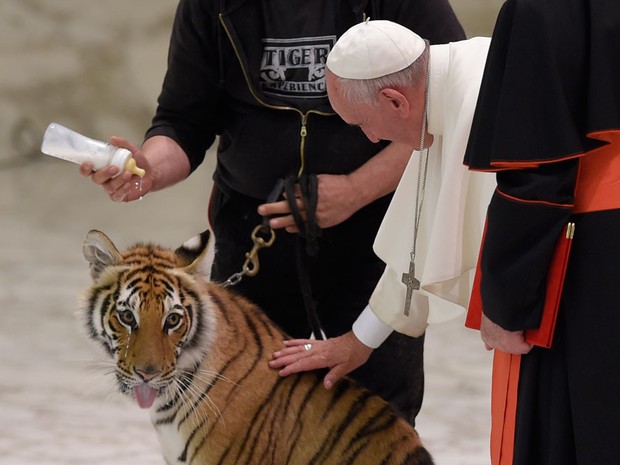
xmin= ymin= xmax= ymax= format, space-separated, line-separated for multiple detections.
xmin=332 ymin=44 xmax=429 ymax=106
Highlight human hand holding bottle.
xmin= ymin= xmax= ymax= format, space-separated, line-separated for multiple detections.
xmin=80 ymin=136 xmax=153 ymax=202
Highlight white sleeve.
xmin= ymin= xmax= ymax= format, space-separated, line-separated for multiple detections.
xmin=352 ymin=305 xmax=393 ymax=349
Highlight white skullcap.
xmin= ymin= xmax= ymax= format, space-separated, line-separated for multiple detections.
xmin=327 ymin=19 xmax=426 ymax=80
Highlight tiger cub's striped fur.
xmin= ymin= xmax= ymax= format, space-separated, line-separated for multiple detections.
xmin=80 ymin=229 xmax=434 ymax=465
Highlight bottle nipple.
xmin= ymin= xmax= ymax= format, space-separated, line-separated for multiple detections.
xmin=124 ymin=157 xmax=146 ymax=178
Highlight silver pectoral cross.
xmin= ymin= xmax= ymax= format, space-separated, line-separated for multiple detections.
xmin=401 ymin=260 xmax=420 ymax=316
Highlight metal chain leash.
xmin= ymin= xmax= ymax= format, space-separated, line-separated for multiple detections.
xmin=222 ymin=224 xmax=276 ymax=287
xmin=221 ymin=179 xmax=284 ymax=288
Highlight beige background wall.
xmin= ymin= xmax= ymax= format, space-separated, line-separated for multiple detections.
xmin=0 ymin=0 xmax=503 ymax=168
xmin=0 ymin=0 xmax=176 ymax=168
xmin=452 ymin=0 xmax=504 ymax=37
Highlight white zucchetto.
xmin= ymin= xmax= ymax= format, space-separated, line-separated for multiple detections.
xmin=327 ymin=19 xmax=426 ymax=80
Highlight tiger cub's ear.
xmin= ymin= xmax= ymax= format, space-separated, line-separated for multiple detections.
xmin=176 ymin=229 xmax=212 ymax=277
xmin=83 ymin=230 xmax=123 ymax=280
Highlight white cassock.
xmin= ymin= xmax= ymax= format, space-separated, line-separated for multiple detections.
xmin=353 ymin=37 xmax=497 ymax=345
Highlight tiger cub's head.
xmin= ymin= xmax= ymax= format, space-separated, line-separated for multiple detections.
xmin=80 ymin=229 xmax=215 ymax=409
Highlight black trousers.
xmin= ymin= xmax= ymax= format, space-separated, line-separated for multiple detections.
xmin=208 ymin=185 xmax=425 ymax=425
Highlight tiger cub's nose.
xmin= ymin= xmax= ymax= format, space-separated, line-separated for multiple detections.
xmin=136 ymin=367 xmax=161 ymax=382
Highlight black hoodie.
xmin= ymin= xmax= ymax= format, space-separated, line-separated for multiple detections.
xmin=146 ymin=0 xmax=465 ymax=200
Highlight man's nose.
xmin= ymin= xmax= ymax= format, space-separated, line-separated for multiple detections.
xmin=362 ymin=128 xmax=380 ymax=143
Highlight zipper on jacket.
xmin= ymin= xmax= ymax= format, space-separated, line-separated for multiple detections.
xmin=298 ymin=113 xmax=308 ymax=177
xmin=219 ymin=14 xmax=334 ymax=178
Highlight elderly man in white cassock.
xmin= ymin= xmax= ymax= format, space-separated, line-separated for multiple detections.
xmin=270 ymin=20 xmax=496 ymax=388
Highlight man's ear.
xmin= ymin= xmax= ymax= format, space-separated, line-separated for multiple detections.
xmin=378 ymin=88 xmax=410 ymax=116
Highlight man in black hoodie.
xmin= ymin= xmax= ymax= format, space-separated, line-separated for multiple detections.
xmin=80 ymin=0 xmax=465 ymax=426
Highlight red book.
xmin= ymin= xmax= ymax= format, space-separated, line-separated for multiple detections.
xmin=465 ymin=222 xmax=575 ymax=348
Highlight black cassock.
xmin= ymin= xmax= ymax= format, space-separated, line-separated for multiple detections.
xmin=464 ymin=0 xmax=620 ymax=464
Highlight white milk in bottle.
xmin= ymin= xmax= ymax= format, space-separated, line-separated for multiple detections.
xmin=41 ymin=122 xmax=145 ymax=177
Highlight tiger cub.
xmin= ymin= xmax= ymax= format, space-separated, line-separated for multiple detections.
xmin=80 ymin=229 xmax=434 ymax=465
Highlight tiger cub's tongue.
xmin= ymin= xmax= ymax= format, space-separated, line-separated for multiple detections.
xmin=134 ymin=384 xmax=158 ymax=409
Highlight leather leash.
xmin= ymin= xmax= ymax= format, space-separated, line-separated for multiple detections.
xmin=284 ymin=175 xmax=325 ymax=339
xmin=223 ymin=175 xmax=325 ymax=340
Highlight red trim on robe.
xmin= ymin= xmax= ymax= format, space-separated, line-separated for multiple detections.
xmin=490 ymin=153 xmax=583 ymax=170
xmin=496 ymin=189 xmax=574 ymax=210
xmin=490 ymin=351 xmax=521 ymax=465
xmin=465 ymin=130 xmax=620 ymax=180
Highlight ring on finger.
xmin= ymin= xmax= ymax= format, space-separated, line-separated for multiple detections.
xmin=303 ymin=343 xmax=312 ymax=351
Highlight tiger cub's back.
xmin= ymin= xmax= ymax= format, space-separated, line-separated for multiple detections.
xmin=193 ymin=283 xmax=434 ymax=465
xmin=81 ymin=229 xmax=434 ymax=465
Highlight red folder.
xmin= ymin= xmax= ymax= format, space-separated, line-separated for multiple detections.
xmin=466 ymin=222 xmax=575 ymax=348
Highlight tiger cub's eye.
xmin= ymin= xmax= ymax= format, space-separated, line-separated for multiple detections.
xmin=165 ymin=313 xmax=182 ymax=329
xmin=118 ymin=310 xmax=136 ymax=327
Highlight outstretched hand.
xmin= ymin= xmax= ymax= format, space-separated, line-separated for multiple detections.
xmin=79 ymin=136 xmax=153 ymax=202
xmin=269 ymin=331 xmax=373 ymax=389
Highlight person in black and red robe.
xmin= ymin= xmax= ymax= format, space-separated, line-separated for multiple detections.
xmin=465 ymin=1 xmax=620 ymax=464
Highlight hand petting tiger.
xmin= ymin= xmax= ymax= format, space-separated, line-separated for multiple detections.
xmin=80 ymin=229 xmax=434 ymax=465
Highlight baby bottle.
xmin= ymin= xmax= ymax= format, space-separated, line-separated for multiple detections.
xmin=40 ymin=122 xmax=145 ymax=177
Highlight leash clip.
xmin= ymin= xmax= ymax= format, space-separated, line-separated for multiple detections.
xmin=242 ymin=224 xmax=276 ymax=277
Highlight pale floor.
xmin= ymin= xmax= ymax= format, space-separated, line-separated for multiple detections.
xmin=0 ymin=152 xmax=494 ymax=465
